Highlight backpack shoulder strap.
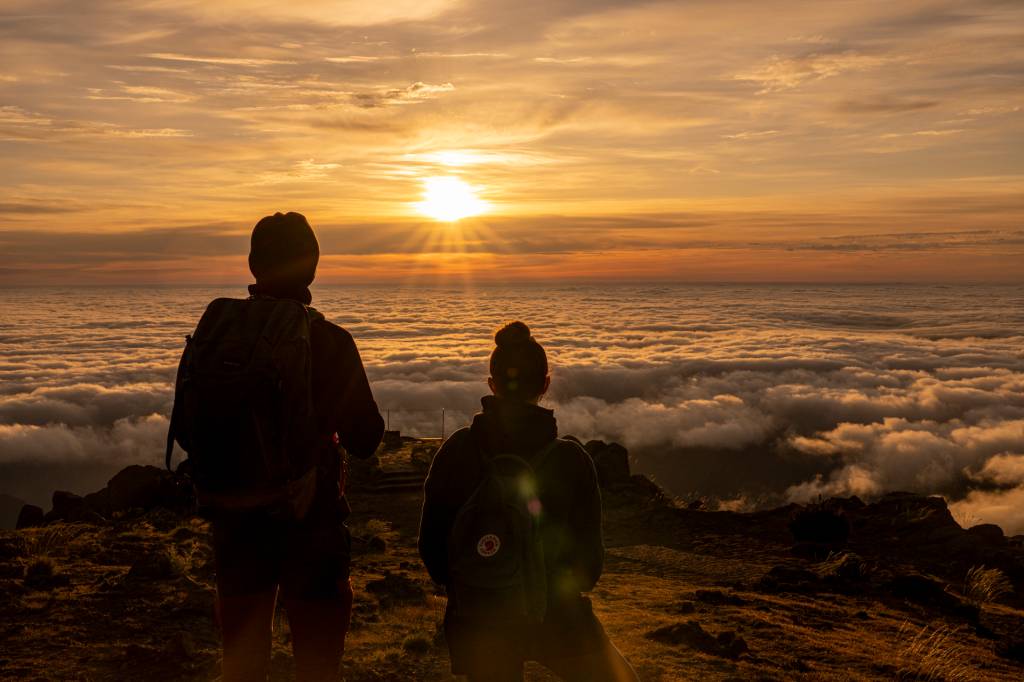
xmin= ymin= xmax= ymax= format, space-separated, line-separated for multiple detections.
xmin=531 ymin=437 xmax=564 ymax=468
xmin=476 ymin=436 xmax=564 ymax=474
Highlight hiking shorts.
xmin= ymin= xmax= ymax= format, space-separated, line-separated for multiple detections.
xmin=211 ymin=507 xmax=351 ymax=600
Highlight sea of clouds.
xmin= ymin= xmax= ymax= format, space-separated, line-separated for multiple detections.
xmin=1 ymin=284 xmax=1022 ymax=532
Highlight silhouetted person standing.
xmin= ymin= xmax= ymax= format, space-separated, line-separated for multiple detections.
xmin=418 ymin=321 xmax=638 ymax=682
xmin=167 ymin=212 xmax=384 ymax=681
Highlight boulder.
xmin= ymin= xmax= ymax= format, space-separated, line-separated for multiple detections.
xmin=630 ymin=473 xmax=663 ymax=493
xmin=68 ymin=507 xmax=106 ymax=525
xmin=83 ymin=488 xmax=111 ymax=516
xmin=102 ymin=465 xmax=192 ymax=513
xmin=966 ymin=524 xmax=1005 ymax=545
xmin=758 ymin=565 xmax=821 ymax=594
xmin=108 ymin=466 xmax=166 ymax=511
xmin=591 ymin=442 xmax=631 ymax=486
xmin=50 ymin=490 xmax=85 ymax=520
xmin=15 ymin=504 xmax=44 ymax=530
xmin=645 ymin=620 xmax=748 ymax=659
xmin=887 ymin=573 xmax=979 ymax=621
xmin=864 ymin=492 xmax=959 ymax=537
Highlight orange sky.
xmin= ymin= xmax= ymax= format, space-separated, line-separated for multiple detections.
xmin=1 ymin=0 xmax=1022 ymax=283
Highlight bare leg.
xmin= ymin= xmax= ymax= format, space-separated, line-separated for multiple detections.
xmin=218 ymin=588 xmax=278 ymax=682
xmin=285 ymin=578 xmax=354 ymax=682
xmin=539 ymin=639 xmax=639 ymax=682
xmin=466 ymin=666 xmax=524 ymax=682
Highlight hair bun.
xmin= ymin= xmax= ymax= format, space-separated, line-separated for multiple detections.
xmin=494 ymin=320 xmax=532 ymax=347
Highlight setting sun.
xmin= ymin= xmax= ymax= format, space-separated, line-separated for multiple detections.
xmin=416 ymin=176 xmax=490 ymax=222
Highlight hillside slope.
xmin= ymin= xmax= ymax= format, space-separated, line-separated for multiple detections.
xmin=2 ymin=438 xmax=1023 ymax=681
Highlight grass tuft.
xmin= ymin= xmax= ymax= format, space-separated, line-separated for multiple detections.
xmin=896 ymin=622 xmax=972 ymax=681
xmin=25 ymin=557 xmax=55 ymax=581
xmin=22 ymin=525 xmax=85 ymax=558
xmin=963 ymin=566 xmax=1012 ymax=606
xmin=402 ymin=634 xmax=432 ymax=655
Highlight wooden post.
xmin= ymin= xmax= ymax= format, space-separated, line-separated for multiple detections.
xmin=441 ymin=408 xmax=445 ymax=441
xmin=386 ymin=408 xmax=390 ymax=431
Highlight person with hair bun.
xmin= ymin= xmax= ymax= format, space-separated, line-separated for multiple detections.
xmin=418 ymin=322 xmax=638 ymax=681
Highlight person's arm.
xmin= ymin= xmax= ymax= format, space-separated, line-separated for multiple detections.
xmin=569 ymin=445 xmax=605 ymax=591
xmin=418 ymin=429 xmax=471 ymax=585
xmin=320 ymin=323 xmax=384 ymax=459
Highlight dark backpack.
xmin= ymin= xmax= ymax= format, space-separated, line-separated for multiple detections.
xmin=165 ymin=296 xmax=323 ymax=519
xmin=446 ymin=439 xmax=561 ymax=626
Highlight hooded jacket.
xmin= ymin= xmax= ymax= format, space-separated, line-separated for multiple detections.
xmin=240 ymin=286 xmax=384 ymax=520
xmin=418 ymin=395 xmax=604 ymax=606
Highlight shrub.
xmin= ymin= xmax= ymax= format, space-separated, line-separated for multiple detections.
xmin=25 ymin=557 xmax=55 ymax=580
xmin=23 ymin=557 xmax=59 ymax=590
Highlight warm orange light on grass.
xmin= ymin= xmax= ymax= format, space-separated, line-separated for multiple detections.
xmin=416 ymin=176 xmax=489 ymax=221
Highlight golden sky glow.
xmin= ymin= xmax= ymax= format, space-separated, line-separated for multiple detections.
xmin=415 ymin=177 xmax=490 ymax=222
xmin=0 ymin=0 xmax=1022 ymax=283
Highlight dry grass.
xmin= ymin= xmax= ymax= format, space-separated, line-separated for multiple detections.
xmin=963 ymin=566 xmax=1013 ymax=606
xmin=402 ymin=634 xmax=432 ymax=655
xmin=24 ymin=556 xmax=56 ymax=581
xmin=21 ymin=524 xmax=85 ymax=559
xmin=350 ymin=518 xmax=392 ymax=538
xmin=896 ymin=622 xmax=974 ymax=681
xmin=6 ymin=440 xmax=1024 ymax=681
xmin=817 ymin=550 xmax=874 ymax=580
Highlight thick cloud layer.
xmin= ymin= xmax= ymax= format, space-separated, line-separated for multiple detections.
xmin=1 ymin=284 xmax=1023 ymax=533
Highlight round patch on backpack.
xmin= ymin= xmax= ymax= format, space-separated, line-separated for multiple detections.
xmin=477 ymin=533 xmax=501 ymax=557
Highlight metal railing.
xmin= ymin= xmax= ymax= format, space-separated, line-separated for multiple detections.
xmin=380 ymin=408 xmax=466 ymax=441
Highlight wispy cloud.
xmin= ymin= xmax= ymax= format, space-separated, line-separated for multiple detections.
xmin=143 ymin=52 xmax=296 ymax=66
xmin=734 ymin=51 xmax=892 ymax=93
xmin=0 ymin=0 xmax=1020 ymax=282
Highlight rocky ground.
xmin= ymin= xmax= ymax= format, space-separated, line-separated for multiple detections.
xmin=2 ymin=437 xmax=1024 ymax=681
